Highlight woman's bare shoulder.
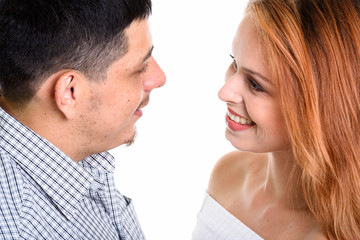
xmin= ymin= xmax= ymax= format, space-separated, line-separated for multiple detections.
xmin=304 ymin=225 xmax=328 ymax=240
xmin=207 ymin=151 xmax=266 ymax=199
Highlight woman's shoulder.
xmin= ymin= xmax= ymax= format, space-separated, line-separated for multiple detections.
xmin=303 ymin=224 xmax=328 ymax=240
xmin=207 ymin=151 xmax=267 ymax=200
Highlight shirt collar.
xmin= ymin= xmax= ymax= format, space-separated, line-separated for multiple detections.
xmin=0 ymin=107 xmax=95 ymax=219
xmin=81 ymin=152 xmax=115 ymax=174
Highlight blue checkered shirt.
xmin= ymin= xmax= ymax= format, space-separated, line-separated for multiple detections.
xmin=0 ymin=107 xmax=145 ymax=240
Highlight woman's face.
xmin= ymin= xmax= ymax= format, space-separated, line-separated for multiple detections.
xmin=218 ymin=16 xmax=290 ymax=153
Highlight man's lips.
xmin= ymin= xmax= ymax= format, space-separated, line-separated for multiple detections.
xmin=138 ymin=96 xmax=149 ymax=110
xmin=134 ymin=96 xmax=150 ymax=117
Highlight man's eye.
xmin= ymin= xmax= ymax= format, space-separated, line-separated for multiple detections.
xmin=138 ymin=62 xmax=149 ymax=74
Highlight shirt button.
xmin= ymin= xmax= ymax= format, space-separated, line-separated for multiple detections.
xmin=90 ymin=180 xmax=102 ymax=192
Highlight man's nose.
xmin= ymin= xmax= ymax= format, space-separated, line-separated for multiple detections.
xmin=144 ymin=57 xmax=166 ymax=92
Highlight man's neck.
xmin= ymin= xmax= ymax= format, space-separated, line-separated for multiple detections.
xmin=0 ymin=96 xmax=87 ymax=162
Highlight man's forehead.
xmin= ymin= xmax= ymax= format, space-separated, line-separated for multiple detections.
xmin=124 ymin=19 xmax=151 ymax=46
xmin=119 ymin=19 xmax=152 ymax=66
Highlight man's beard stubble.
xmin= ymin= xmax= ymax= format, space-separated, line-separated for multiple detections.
xmin=125 ymin=128 xmax=137 ymax=146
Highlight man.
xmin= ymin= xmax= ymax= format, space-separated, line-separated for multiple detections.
xmin=0 ymin=0 xmax=165 ymax=239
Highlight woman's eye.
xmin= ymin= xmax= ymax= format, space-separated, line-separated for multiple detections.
xmin=247 ymin=77 xmax=264 ymax=92
xmin=230 ymin=54 xmax=238 ymax=71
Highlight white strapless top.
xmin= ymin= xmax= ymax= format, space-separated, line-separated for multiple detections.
xmin=192 ymin=193 xmax=263 ymax=240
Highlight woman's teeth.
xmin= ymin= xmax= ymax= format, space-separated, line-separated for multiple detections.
xmin=228 ymin=111 xmax=254 ymax=125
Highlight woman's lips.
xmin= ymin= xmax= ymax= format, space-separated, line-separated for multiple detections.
xmin=225 ymin=108 xmax=255 ymax=131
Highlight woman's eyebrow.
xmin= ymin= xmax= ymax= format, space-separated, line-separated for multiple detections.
xmin=241 ymin=66 xmax=270 ymax=82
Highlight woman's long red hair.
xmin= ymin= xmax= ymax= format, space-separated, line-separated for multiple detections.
xmin=247 ymin=0 xmax=360 ymax=239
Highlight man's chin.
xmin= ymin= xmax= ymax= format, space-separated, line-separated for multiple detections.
xmin=125 ymin=131 xmax=137 ymax=147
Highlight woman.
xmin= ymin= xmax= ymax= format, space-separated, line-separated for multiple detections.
xmin=192 ymin=0 xmax=360 ymax=239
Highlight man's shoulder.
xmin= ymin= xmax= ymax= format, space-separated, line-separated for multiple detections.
xmin=0 ymin=149 xmax=60 ymax=239
xmin=0 ymin=149 xmax=25 ymax=238
xmin=0 ymin=148 xmax=25 ymax=190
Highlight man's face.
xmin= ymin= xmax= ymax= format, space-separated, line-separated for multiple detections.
xmin=79 ymin=19 xmax=166 ymax=154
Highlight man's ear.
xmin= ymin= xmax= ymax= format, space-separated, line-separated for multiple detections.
xmin=54 ymin=73 xmax=81 ymax=119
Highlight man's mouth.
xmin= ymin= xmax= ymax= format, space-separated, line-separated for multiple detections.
xmin=138 ymin=96 xmax=150 ymax=110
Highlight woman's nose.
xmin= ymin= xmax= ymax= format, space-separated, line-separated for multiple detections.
xmin=218 ymin=75 xmax=244 ymax=104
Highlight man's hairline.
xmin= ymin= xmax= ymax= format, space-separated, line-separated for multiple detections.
xmin=91 ymin=16 xmax=152 ymax=82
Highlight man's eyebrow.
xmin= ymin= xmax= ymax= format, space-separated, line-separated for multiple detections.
xmin=142 ymin=46 xmax=154 ymax=63
xmin=241 ymin=67 xmax=270 ymax=82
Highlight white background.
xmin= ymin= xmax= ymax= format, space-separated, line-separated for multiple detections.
xmin=112 ymin=1 xmax=248 ymax=239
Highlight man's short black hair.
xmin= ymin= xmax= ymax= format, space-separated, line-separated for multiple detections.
xmin=0 ymin=0 xmax=152 ymax=104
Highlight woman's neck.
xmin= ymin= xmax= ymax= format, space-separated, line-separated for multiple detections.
xmin=264 ymin=150 xmax=308 ymax=210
